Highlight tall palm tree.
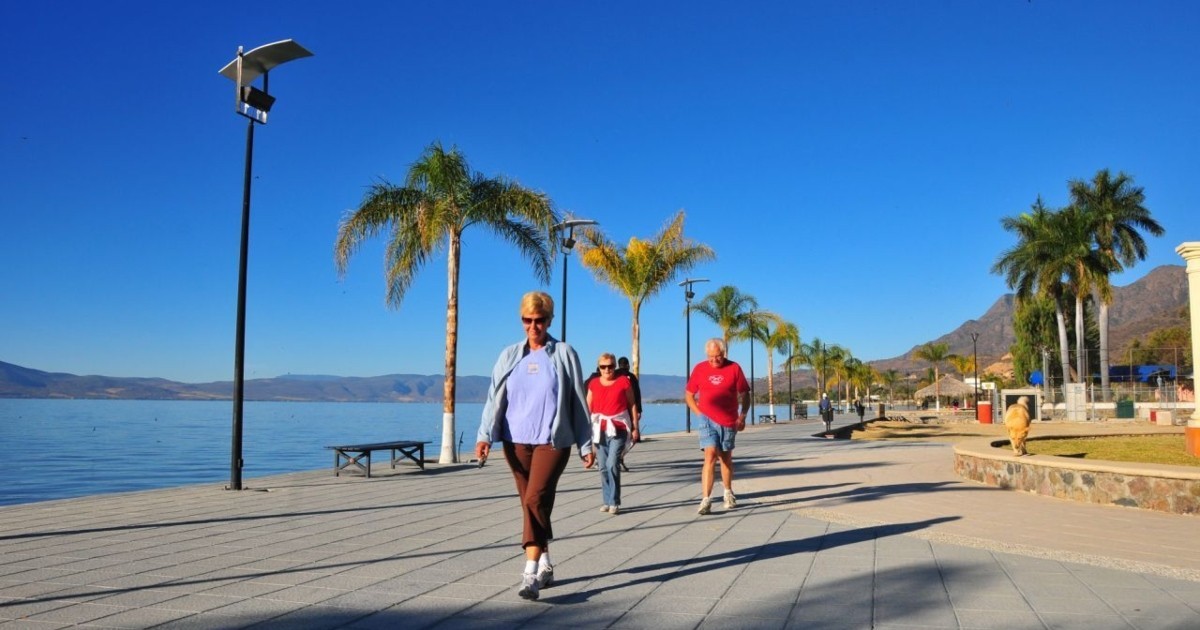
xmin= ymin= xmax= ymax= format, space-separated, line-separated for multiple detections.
xmin=791 ymin=338 xmax=841 ymax=398
xmin=763 ymin=320 xmax=801 ymax=417
xmin=948 ymin=354 xmax=974 ymax=379
xmin=912 ymin=342 xmax=951 ymax=410
xmin=334 ymin=141 xmax=557 ymax=463
xmin=690 ymin=285 xmax=757 ymax=347
xmin=1070 ymin=169 xmax=1164 ymax=400
xmin=880 ymin=368 xmax=902 ymax=404
xmin=836 ymin=354 xmax=862 ymax=410
xmin=993 ymin=197 xmax=1073 ymax=387
xmin=576 ymin=210 xmax=715 ymax=376
xmin=730 ymin=309 xmax=783 ymax=417
xmin=1035 ymin=205 xmax=1112 ymax=384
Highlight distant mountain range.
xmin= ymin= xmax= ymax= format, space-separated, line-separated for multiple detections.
xmin=2 ymin=265 xmax=1186 ymax=402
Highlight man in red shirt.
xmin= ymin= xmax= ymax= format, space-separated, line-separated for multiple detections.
xmin=684 ymin=338 xmax=750 ymax=515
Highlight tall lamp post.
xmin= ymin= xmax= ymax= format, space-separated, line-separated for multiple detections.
xmin=748 ymin=310 xmax=756 ymax=425
xmin=218 ymin=40 xmax=313 ymax=491
xmin=971 ymin=332 xmax=980 ymax=412
xmin=551 ymin=218 xmax=597 ymax=342
xmin=679 ymin=277 xmax=709 ymax=432
xmin=786 ymin=342 xmax=794 ymax=421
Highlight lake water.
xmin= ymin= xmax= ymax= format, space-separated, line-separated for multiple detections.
xmin=0 ymin=399 xmax=806 ymax=507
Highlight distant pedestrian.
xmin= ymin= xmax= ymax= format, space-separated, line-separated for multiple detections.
xmin=615 ymin=357 xmax=643 ymax=415
xmin=1003 ymin=396 xmax=1032 ymax=456
xmin=684 ymin=338 xmax=749 ymax=515
xmin=855 ymin=399 xmax=866 ymax=423
xmin=819 ymin=392 xmax=834 ymax=435
xmin=615 ymin=356 xmax=642 ymax=471
xmin=587 ymin=352 xmax=640 ymax=515
xmin=476 ymin=291 xmax=594 ymax=601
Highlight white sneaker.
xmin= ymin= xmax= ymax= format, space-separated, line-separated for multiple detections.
xmin=535 ymin=564 xmax=554 ymax=589
xmin=724 ymin=490 xmax=737 ymax=509
xmin=697 ymin=497 xmax=712 ymax=515
xmin=518 ymin=572 xmax=539 ymax=600
xmin=609 ymin=505 xmax=620 ymax=515
xmin=599 ymin=505 xmax=610 ymax=513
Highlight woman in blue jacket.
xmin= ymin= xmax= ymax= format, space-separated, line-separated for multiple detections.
xmin=476 ymin=291 xmax=593 ymax=601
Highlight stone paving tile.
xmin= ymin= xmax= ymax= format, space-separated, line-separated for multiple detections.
xmin=610 ymin=610 xmax=706 ymax=629
xmin=1038 ymin=612 xmax=1137 ymax=629
xmin=0 ymin=597 xmax=74 ymax=621
xmin=147 ymin=593 xmax=247 ymax=614
xmin=148 ymin=612 xmax=245 ymax=630
xmin=84 ymin=605 xmax=196 ymax=628
xmin=954 ymin=608 xmax=1046 ymax=629
xmin=22 ymin=602 xmax=124 ymax=626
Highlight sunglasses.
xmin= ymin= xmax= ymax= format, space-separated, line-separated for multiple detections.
xmin=598 ymin=364 xmax=615 ymax=370
xmin=521 ymin=316 xmax=548 ymax=326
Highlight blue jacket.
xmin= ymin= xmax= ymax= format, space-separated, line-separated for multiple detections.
xmin=477 ymin=336 xmax=592 ymax=457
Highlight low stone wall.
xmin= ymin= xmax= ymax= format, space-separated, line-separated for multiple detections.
xmin=954 ymin=436 xmax=1200 ymax=516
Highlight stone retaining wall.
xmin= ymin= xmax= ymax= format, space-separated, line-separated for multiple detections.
xmin=954 ymin=436 xmax=1200 ymax=516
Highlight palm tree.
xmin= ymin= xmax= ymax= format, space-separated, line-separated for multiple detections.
xmin=730 ymin=309 xmax=783 ymax=417
xmin=880 ymin=368 xmax=902 ymax=404
xmin=576 ymin=210 xmax=715 ymax=376
xmin=912 ymin=342 xmax=951 ymax=410
xmin=993 ymin=198 xmax=1074 ymax=387
xmin=1046 ymin=205 xmax=1111 ymax=383
xmin=1070 ymin=169 xmax=1164 ymax=400
xmin=690 ymin=285 xmax=757 ymax=347
xmin=835 ymin=354 xmax=862 ymax=411
xmin=763 ymin=320 xmax=800 ymax=417
xmin=791 ymin=338 xmax=841 ymax=398
xmin=334 ymin=141 xmax=557 ymax=463
xmin=948 ymin=354 xmax=974 ymax=379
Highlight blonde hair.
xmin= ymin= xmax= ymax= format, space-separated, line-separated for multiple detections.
xmin=597 ymin=352 xmax=616 ymax=366
xmin=520 ymin=291 xmax=555 ymax=319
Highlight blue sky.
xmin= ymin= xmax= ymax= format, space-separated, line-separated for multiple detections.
xmin=2 ymin=1 xmax=1197 ymax=383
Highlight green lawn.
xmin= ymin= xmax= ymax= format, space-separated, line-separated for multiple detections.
xmin=1027 ymin=435 xmax=1200 ymax=468
xmin=851 ymin=421 xmax=1200 ymax=468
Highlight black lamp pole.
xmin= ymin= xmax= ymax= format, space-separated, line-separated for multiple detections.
xmin=786 ymin=344 xmax=793 ymax=421
xmin=679 ymin=277 xmax=709 ymax=433
xmin=748 ymin=311 xmax=756 ymax=425
xmin=971 ymin=331 xmax=980 ymax=418
xmin=219 ymin=40 xmax=312 ymax=491
xmin=551 ymin=218 xmax=597 ymax=342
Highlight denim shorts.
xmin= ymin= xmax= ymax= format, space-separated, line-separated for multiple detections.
xmin=698 ymin=415 xmax=737 ymax=451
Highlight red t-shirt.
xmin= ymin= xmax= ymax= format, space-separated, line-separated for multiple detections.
xmin=686 ymin=360 xmax=749 ymax=427
xmin=588 ymin=377 xmax=634 ymax=419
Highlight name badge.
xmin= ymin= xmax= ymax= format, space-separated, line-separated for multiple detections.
xmin=527 ymin=363 xmax=540 ymax=375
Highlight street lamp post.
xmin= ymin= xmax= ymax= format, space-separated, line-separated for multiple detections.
xmin=971 ymin=332 xmax=980 ymax=413
xmin=551 ymin=219 xmax=597 ymax=342
xmin=679 ymin=277 xmax=709 ymax=433
xmin=786 ymin=342 xmax=793 ymax=421
xmin=218 ymin=40 xmax=312 ymax=491
xmin=748 ymin=310 xmax=756 ymax=425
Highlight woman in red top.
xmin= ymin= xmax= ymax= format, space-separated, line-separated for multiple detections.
xmin=586 ymin=352 xmax=640 ymax=514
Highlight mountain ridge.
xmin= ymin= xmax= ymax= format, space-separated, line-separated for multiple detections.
xmin=3 ymin=265 xmax=1187 ymax=401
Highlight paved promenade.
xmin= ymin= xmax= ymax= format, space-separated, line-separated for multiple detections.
xmin=2 ymin=416 xmax=1198 ymax=629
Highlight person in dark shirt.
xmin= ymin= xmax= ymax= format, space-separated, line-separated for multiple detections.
xmin=615 ymin=357 xmax=642 ymax=414
xmin=614 ymin=357 xmax=642 ymax=471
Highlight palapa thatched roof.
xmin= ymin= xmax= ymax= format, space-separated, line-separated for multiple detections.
xmin=914 ymin=374 xmax=975 ymax=399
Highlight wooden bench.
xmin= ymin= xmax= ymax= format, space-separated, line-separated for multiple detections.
xmin=325 ymin=440 xmax=431 ymax=478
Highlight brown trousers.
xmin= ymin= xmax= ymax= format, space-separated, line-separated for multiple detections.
xmin=502 ymin=442 xmax=571 ymax=550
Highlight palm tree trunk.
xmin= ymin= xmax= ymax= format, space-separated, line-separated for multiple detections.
xmin=766 ymin=349 xmax=776 ymax=416
xmin=1098 ymin=297 xmax=1111 ymax=401
xmin=934 ymin=366 xmax=941 ymax=411
xmin=440 ymin=235 xmax=461 ymax=464
xmin=1074 ymin=294 xmax=1086 ymax=386
xmin=1055 ymin=303 xmax=1072 ymax=385
xmin=630 ymin=301 xmax=641 ymax=378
